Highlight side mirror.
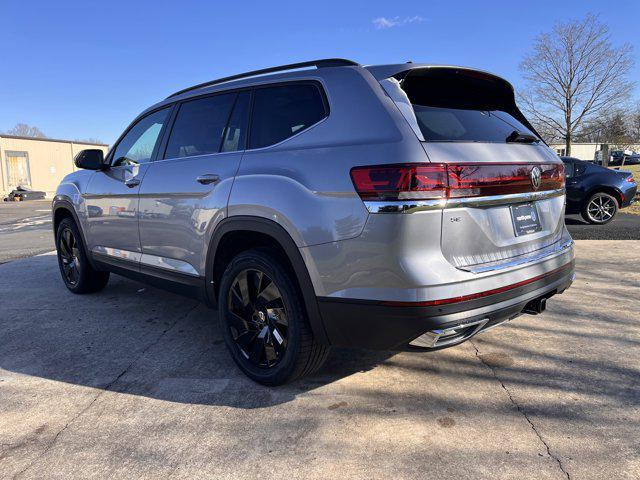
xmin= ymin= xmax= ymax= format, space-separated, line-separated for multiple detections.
xmin=74 ymin=149 xmax=106 ymax=170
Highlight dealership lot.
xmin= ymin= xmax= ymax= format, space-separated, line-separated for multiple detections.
xmin=0 ymin=240 xmax=638 ymax=479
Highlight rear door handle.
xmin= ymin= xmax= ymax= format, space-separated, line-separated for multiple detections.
xmin=124 ymin=178 xmax=140 ymax=188
xmin=196 ymin=174 xmax=220 ymax=185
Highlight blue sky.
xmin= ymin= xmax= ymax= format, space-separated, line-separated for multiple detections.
xmin=1 ymin=0 xmax=638 ymax=144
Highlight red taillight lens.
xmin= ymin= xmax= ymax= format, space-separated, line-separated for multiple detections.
xmin=448 ymin=163 xmax=565 ymax=197
xmin=627 ymin=176 xmax=636 ymax=183
xmin=350 ymin=164 xmax=447 ymax=201
xmin=351 ymin=163 xmax=565 ymax=201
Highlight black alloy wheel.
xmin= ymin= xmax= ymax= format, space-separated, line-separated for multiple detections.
xmin=58 ymin=226 xmax=81 ymax=286
xmin=227 ymin=268 xmax=289 ymax=368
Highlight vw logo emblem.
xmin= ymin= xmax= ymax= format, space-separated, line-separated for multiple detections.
xmin=530 ymin=166 xmax=542 ymax=190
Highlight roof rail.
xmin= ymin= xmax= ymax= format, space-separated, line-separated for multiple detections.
xmin=166 ymin=58 xmax=359 ymax=99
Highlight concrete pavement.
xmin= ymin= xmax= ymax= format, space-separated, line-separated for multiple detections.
xmin=0 ymin=241 xmax=638 ymax=479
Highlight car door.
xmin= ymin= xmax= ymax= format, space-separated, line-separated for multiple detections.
xmin=84 ymin=107 xmax=172 ymax=264
xmin=138 ymin=90 xmax=251 ymax=278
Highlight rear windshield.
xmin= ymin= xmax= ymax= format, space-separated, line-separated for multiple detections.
xmin=401 ymin=69 xmax=538 ymax=143
xmin=412 ymin=106 xmax=536 ymax=142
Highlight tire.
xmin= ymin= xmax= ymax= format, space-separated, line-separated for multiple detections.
xmin=581 ymin=192 xmax=618 ymax=225
xmin=218 ymin=249 xmax=330 ymax=385
xmin=55 ymin=217 xmax=110 ymax=293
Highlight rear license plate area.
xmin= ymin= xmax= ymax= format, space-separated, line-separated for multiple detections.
xmin=510 ymin=203 xmax=542 ymax=236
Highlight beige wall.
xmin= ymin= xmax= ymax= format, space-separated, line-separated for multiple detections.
xmin=0 ymin=137 xmax=109 ymax=197
xmin=549 ymin=143 xmax=640 ymax=161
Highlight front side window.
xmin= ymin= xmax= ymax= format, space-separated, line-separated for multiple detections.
xmin=112 ymin=108 xmax=170 ymax=166
xmin=249 ymin=84 xmax=326 ymax=149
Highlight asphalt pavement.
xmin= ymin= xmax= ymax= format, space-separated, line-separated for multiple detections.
xmin=0 ymin=200 xmax=53 ymax=263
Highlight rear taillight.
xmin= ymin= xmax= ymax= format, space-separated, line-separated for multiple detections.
xmin=627 ymin=176 xmax=636 ymax=183
xmin=349 ymin=164 xmax=447 ymax=201
xmin=350 ymin=163 xmax=565 ymax=201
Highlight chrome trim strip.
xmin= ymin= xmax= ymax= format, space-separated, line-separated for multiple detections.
xmin=446 ymin=188 xmax=565 ymax=208
xmin=92 ymin=246 xmax=141 ymax=262
xmin=364 ymin=189 xmax=565 ymax=213
xmin=139 ymin=254 xmax=199 ymax=276
xmin=459 ymin=238 xmax=574 ymax=274
xmin=364 ymin=199 xmax=446 ymax=213
xmin=91 ymin=246 xmax=199 ymax=276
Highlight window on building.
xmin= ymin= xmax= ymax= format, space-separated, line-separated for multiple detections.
xmin=164 ymin=93 xmax=237 ymax=159
xmin=249 ymin=84 xmax=327 ymax=149
xmin=112 ymin=108 xmax=171 ymax=166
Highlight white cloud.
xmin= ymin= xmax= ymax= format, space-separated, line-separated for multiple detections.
xmin=372 ymin=15 xmax=424 ymax=29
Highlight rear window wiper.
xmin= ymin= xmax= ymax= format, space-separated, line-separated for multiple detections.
xmin=506 ymin=130 xmax=539 ymax=144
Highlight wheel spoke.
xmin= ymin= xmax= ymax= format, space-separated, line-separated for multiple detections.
xmin=248 ymin=326 xmax=268 ymax=365
xmin=228 ymin=310 xmax=249 ymax=333
xmin=247 ymin=270 xmax=263 ymax=305
xmin=257 ymin=281 xmax=281 ymax=305
xmin=235 ymin=271 xmax=250 ymax=307
xmin=235 ymin=329 xmax=257 ymax=350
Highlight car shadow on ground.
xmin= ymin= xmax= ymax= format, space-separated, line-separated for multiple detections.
xmin=1 ymin=253 xmax=638 ymax=419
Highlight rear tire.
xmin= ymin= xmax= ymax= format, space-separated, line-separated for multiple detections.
xmin=218 ymin=249 xmax=330 ymax=385
xmin=581 ymin=192 xmax=618 ymax=225
xmin=55 ymin=217 xmax=110 ymax=293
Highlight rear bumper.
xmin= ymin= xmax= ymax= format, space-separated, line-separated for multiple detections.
xmin=621 ymin=184 xmax=637 ymax=208
xmin=318 ymin=261 xmax=574 ymax=350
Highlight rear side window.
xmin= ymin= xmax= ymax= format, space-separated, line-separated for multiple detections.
xmin=249 ymin=84 xmax=326 ymax=149
xmin=164 ymin=93 xmax=236 ymax=159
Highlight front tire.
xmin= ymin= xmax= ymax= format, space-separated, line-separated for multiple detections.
xmin=55 ymin=217 xmax=110 ymax=293
xmin=582 ymin=192 xmax=618 ymax=224
xmin=218 ymin=249 xmax=329 ymax=385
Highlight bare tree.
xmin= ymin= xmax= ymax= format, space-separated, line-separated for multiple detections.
xmin=629 ymin=102 xmax=640 ymax=142
xmin=5 ymin=123 xmax=47 ymax=138
xmin=519 ymin=14 xmax=634 ymax=156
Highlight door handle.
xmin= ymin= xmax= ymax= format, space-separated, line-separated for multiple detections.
xmin=124 ymin=178 xmax=140 ymax=188
xmin=196 ymin=174 xmax=220 ymax=185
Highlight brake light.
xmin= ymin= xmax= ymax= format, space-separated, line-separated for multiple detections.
xmin=350 ymin=163 xmax=564 ymax=201
xmin=627 ymin=176 xmax=636 ymax=183
xmin=350 ymin=164 xmax=447 ymax=201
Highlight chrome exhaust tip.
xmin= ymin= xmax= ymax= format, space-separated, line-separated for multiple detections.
xmin=410 ymin=318 xmax=489 ymax=349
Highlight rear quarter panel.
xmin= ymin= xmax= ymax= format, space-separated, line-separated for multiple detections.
xmin=227 ymin=67 xmax=427 ymax=247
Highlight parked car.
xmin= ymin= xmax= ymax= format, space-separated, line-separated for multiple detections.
xmin=53 ymin=59 xmax=575 ymax=385
xmin=562 ymin=157 xmax=637 ymax=224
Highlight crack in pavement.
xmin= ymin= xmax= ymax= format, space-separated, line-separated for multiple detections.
xmin=11 ymin=302 xmax=200 ymax=480
xmin=469 ymin=340 xmax=571 ymax=480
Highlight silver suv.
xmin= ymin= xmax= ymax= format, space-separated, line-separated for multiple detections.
xmin=53 ymin=59 xmax=574 ymax=385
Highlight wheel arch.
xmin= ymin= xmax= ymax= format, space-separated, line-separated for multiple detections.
xmin=585 ymin=186 xmax=623 ymax=207
xmin=52 ymin=200 xmax=99 ymax=270
xmin=205 ymin=216 xmax=329 ymax=345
